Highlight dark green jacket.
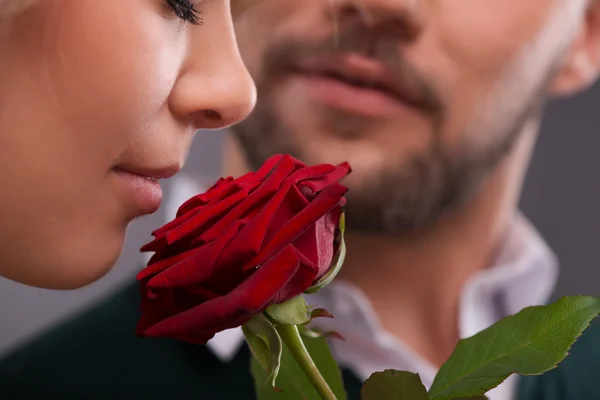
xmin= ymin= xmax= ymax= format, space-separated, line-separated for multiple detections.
xmin=1 ymin=282 xmax=599 ymax=400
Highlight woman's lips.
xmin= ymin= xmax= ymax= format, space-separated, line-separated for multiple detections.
xmin=112 ymin=167 xmax=163 ymax=216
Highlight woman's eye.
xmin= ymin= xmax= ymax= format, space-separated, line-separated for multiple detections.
xmin=165 ymin=0 xmax=203 ymax=25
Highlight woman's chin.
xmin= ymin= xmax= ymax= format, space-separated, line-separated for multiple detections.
xmin=54 ymin=263 xmax=116 ymax=290
xmin=17 ymin=242 xmax=124 ymax=290
xmin=28 ymin=260 xmax=117 ymax=290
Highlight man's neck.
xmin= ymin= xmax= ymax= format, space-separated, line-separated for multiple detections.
xmin=222 ymin=124 xmax=536 ymax=367
xmin=339 ymin=181 xmax=514 ymax=366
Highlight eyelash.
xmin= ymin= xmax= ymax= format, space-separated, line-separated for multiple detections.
xmin=166 ymin=0 xmax=203 ymax=25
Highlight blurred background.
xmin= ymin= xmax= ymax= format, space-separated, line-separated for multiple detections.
xmin=1 ymin=82 xmax=599 ymax=358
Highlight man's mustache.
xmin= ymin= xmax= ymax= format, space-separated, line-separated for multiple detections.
xmin=258 ymin=26 xmax=444 ymax=118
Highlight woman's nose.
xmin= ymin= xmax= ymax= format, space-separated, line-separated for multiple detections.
xmin=169 ymin=34 xmax=257 ymax=130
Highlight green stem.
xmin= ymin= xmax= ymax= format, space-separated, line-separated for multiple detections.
xmin=276 ymin=324 xmax=337 ymax=400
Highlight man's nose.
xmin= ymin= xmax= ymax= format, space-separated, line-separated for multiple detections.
xmin=329 ymin=0 xmax=425 ymax=40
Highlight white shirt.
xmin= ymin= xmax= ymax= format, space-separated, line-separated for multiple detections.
xmin=148 ymin=173 xmax=558 ymax=400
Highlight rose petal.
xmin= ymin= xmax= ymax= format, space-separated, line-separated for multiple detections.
xmin=299 ymin=162 xmax=351 ymax=193
xmin=136 ymin=285 xmax=175 ymax=335
xmin=288 ymin=164 xmax=336 ymax=185
xmin=217 ymin=180 xmax=294 ymax=261
xmin=137 ymin=247 xmax=200 ymax=281
xmin=197 ymin=155 xmax=297 ymax=243
xmin=175 ymin=176 xmax=236 ymax=217
xmin=315 ymin=207 xmax=340 ymax=278
xmin=141 ymin=245 xmax=301 ymax=339
xmin=151 ymin=179 xmax=247 ymax=238
xmin=182 ymin=285 xmax=222 ymax=300
xmin=145 ymin=220 xmax=247 ymax=289
xmin=271 ymin=246 xmax=319 ymax=303
xmin=290 ymin=223 xmax=321 ymax=270
xmin=245 ymin=182 xmax=348 ymax=270
xmin=251 ymin=154 xmax=286 ymax=181
xmin=262 ymin=183 xmax=309 ymax=244
xmin=142 ymin=186 xmax=251 ymax=253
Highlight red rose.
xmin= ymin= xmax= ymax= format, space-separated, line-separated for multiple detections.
xmin=136 ymin=154 xmax=351 ymax=345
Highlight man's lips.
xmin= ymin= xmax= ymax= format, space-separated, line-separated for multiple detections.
xmin=296 ymin=74 xmax=412 ymax=118
xmin=289 ymin=53 xmax=431 ymax=114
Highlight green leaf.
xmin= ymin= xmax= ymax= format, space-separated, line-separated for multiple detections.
xmin=266 ymin=296 xmax=311 ymax=326
xmin=242 ymin=314 xmax=283 ymax=390
xmin=429 ymin=296 xmax=600 ymax=400
xmin=251 ymin=334 xmax=347 ymax=400
xmin=360 ymin=370 xmax=430 ymax=400
xmin=305 ymin=212 xmax=346 ymax=294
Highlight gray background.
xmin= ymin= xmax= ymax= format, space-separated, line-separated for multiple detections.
xmin=0 ymin=83 xmax=599 ymax=357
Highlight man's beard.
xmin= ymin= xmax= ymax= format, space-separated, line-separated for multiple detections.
xmin=233 ymin=99 xmax=544 ymax=235
xmin=231 ymin=20 xmax=562 ymax=235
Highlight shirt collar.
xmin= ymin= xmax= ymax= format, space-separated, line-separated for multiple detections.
xmin=458 ymin=215 xmax=558 ymax=338
xmin=151 ymin=173 xmax=559 ymax=367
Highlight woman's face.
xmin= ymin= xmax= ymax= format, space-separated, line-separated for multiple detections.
xmin=0 ymin=0 xmax=256 ymax=289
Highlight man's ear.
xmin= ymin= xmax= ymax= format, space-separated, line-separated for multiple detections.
xmin=548 ymin=0 xmax=600 ymax=97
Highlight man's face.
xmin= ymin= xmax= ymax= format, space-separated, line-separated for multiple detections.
xmin=232 ymin=0 xmax=589 ymax=233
